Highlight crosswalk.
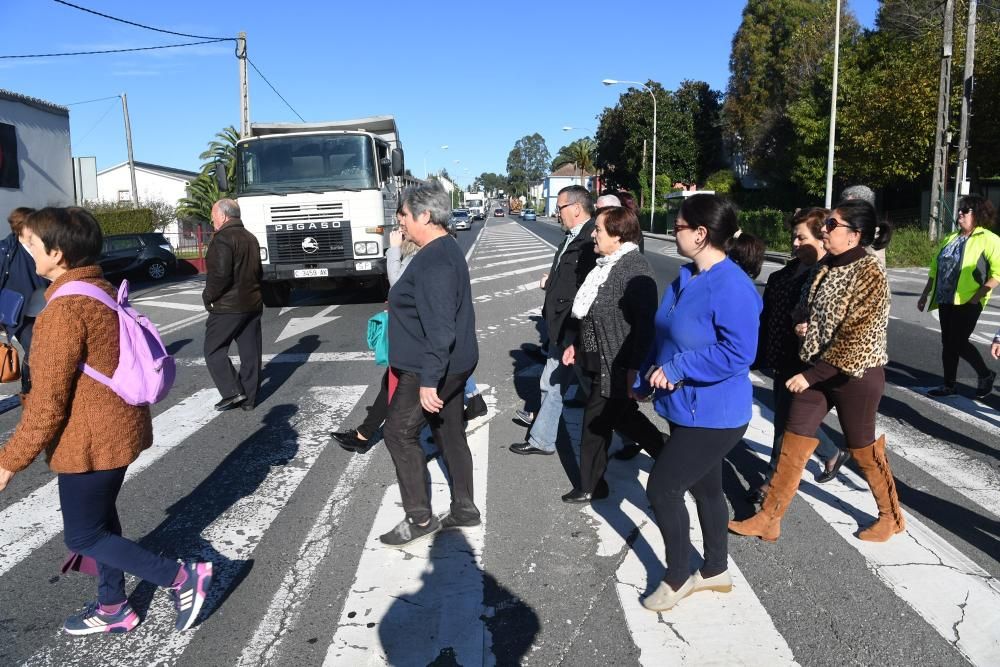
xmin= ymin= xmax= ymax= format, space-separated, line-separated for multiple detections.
xmin=0 ymin=220 xmax=998 ymax=665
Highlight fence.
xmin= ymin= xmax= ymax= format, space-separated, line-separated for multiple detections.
xmin=161 ymin=227 xmax=214 ymax=274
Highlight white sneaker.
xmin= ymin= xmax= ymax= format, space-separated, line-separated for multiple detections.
xmin=641 ymin=574 xmax=696 ymax=612
xmin=691 ymin=570 xmax=733 ymax=593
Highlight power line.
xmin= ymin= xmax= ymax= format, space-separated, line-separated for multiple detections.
xmin=247 ymin=57 xmax=305 ymax=122
xmin=0 ymin=38 xmax=230 ymax=59
xmin=64 ymin=94 xmax=121 ymax=106
xmin=74 ymin=99 xmax=118 ymax=144
xmin=52 ymin=0 xmax=233 ymax=41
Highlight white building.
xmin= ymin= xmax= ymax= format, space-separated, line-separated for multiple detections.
xmin=96 ymin=161 xmax=199 ymax=238
xmin=541 ymin=164 xmax=595 ymax=216
xmin=0 ymin=89 xmax=74 ymax=234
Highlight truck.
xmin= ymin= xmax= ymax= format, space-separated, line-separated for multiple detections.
xmin=508 ymin=198 xmax=522 ymax=215
xmin=463 ymin=191 xmax=486 ymax=220
xmin=217 ymin=115 xmax=405 ymax=306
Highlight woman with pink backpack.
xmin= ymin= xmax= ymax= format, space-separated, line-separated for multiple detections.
xmin=0 ymin=207 xmax=210 ymax=635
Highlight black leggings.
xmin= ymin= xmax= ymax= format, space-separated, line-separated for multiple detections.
xmin=939 ymin=303 xmax=990 ymax=384
xmin=646 ymin=423 xmax=747 ymax=589
xmin=357 ymin=369 xmax=390 ymax=439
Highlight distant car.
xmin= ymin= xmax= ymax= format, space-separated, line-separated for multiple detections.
xmin=521 ymin=209 xmax=537 ymax=221
xmin=450 ymin=210 xmax=472 ymax=230
xmin=99 ymin=232 xmax=177 ymax=281
xmin=494 ymin=208 xmax=505 ymax=217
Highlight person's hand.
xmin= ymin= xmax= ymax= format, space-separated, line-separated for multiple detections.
xmin=562 ymin=346 xmax=575 ymax=366
xmin=626 ymin=369 xmax=650 ymax=401
xmin=992 ymin=342 xmax=1000 ymax=360
xmin=0 ymin=466 xmax=14 ymax=492
xmin=419 ymin=387 xmax=444 ymax=413
xmin=648 ymin=367 xmax=675 ymax=391
xmin=794 ymin=322 xmax=808 ymax=338
xmin=389 ymin=230 xmax=404 ymax=247
xmin=786 ymin=373 xmax=810 ymax=394
xmin=540 ymin=273 xmax=548 ymax=290
xmin=917 ymin=293 xmax=928 ymax=312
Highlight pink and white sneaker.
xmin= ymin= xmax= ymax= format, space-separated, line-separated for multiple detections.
xmin=63 ymin=600 xmax=140 ymax=635
xmin=170 ymin=561 xmax=213 ymax=631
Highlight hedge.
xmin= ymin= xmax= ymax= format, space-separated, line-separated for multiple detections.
xmin=91 ymin=208 xmax=155 ymax=236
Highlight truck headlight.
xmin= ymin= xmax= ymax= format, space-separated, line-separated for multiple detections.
xmin=259 ymin=247 xmax=268 ymax=261
xmin=354 ymin=242 xmax=379 ymax=255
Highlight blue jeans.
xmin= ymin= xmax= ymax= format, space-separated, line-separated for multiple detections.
xmin=526 ymin=347 xmax=576 ymax=452
xmin=59 ymin=467 xmax=180 ymax=605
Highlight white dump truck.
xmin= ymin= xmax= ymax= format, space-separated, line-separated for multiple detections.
xmin=218 ymin=115 xmax=405 ymax=306
xmin=463 ymin=191 xmax=487 ymax=220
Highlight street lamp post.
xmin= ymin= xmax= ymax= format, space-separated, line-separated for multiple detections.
xmin=824 ymin=0 xmax=842 ymax=208
xmin=603 ymin=79 xmax=656 ymax=231
xmin=423 ymin=144 xmax=448 ymax=179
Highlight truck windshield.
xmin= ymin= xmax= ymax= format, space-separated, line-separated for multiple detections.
xmin=237 ymin=134 xmax=376 ymax=194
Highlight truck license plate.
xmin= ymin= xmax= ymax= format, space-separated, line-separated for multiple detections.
xmin=355 ymin=261 xmax=372 ymax=271
xmin=293 ymin=268 xmax=329 ymax=278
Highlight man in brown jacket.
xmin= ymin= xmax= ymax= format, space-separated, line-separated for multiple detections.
xmin=203 ymin=199 xmax=263 ymax=411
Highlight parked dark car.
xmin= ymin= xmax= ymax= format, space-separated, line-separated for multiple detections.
xmin=99 ymin=232 xmax=177 ymax=281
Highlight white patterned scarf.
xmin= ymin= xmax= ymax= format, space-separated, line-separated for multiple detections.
xmin=572 ymin=242 xmax=638 ymax=319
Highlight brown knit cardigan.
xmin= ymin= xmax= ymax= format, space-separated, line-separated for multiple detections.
xmin=0 ymin=266 xmax=153 ymax=473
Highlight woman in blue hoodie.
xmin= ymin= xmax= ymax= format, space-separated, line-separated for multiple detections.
xmin=635 ymin=194 xmax=762 ymax=612
xmin=1 ymin=207 xmax=49 ymax=394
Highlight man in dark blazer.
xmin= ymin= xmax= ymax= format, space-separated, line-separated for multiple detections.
xmin=510 ymin=185 xmax=597 ymax=455
xmin=202 ymin=198 xmax=263 ymax=411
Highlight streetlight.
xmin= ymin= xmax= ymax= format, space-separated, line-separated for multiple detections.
xmin=603 ymin=78 xmax=656 ymax=231
xmin=824 ymin=0 xmax=842 ymax=208
xmin=423 ymin=144 xmax=448 ymax=179
xmin=562 ymin=125 xmax=594 ymax=133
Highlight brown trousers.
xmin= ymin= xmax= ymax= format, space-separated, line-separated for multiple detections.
xmin=786 ymin=367 xmax=884 ymax=449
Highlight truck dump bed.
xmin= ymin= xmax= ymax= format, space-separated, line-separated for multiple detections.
xmin=249 ymin=115 xmax=400 ymax=150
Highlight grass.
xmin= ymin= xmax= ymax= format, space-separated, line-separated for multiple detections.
xmin=885 ymin=227 xmax=935 ymax=268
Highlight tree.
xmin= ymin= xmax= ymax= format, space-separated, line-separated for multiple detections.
xmin=177 ymin=126 xmax=238 ymax=223
xmin=551 ymin=138 xmax=597 ymax=173
xmin=474 ymin=172 xmax=509 ymax=195
xmin=506 ymin=134 xmax=550 ymax=195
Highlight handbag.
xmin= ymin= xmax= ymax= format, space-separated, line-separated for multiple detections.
xmin=367 ymin=310 xmax=390 ymax=367
xmin=0 ymin=330 xmax=20 ymax=383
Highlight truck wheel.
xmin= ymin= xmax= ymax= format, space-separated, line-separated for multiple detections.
xmin=261 ymin=281 xmax=291 ymax=307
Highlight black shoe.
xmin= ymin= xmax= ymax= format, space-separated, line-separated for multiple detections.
xmin=509 ymin=441 xmax=554 ymax=456
xmin=240 ymin=401 xmax=256 ymax=411
xmin=613 ymin=444 xmax=643 ymax=460
xmin=379 ymin=516 xmax=441 ymax=547
xmin=746 ymin=486 xmax=768 ymax=504
xmin=439 ymin=511 xmax=482 ymax=530
xmin=332 ymin=430 xmax=372 ymax=453
xmin=512 ymin=409 xmax=534 ymax=427
xmin=928 ymin=384 xmax=957 ymax=398
xmin=561 ymin=482 xmax=609 ymax=504
xmin=214 ymin=394 xmax=247 ymax=411
xmin=464 ymin=394 xmax=488 ymax=421
xmin=816 ymin=448 xmax=851 ymax=483
xmin=975 ymin=371 xmax=997 ymax=400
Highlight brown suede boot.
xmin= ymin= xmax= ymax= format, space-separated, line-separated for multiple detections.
xmin=852 ymin=435 xmax=905 ymax=542
xmin=728 ymin=432 xmax=819 ymax=542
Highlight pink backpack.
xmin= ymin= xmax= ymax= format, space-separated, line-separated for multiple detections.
xmin=49 ymin=279 xmax=175 ymax=406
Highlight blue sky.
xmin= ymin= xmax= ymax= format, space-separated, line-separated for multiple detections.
xmin=2 ymin=0 xmax=879 ymax=188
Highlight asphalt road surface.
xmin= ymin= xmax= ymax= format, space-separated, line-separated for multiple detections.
xmin=0 ymin=214 xmax=998 ymax=666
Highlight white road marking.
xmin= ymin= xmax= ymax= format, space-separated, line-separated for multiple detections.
xmin=472 ymin=254 xmax=552 ymax=271
xmin=469 ymin=263 xmax=552 ymax=285
xmin=0 ymin=388 xmax=223 ymax=578
xmin=158 ymin=311 xmax=208 ymax=336
xmin=510 ymin=221 xmax=558 ymax=250
xmin=176 ymin=351 xmax=376 ymax=366
xmin=24 ymin=386 xmax=367 ymax=667
xmin=275 ymin=305 xmax=340 ymax=343
xmin=895 ymin=385 xmax=1000 ymax=443
xmin=475 ymin=248 xmax=553 ymax=260
xmin=473 ymin=281 xmax=538 ymax=304
xmin=743 ymin=402 xmax=1000 ymax=666
xmin=129 ymin=300 xmax=205 ymax=312
xmin=324 ymin=391 xmax=496 ymax=666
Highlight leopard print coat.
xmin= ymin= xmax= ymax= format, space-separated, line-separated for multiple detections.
xmin=799 ymin=253 xmax=889 ymax=377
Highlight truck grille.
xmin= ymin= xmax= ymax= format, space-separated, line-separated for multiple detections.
xmin=266 ymin=225 xmax=353 ymax=263
xmin=269 ymin=202 xmax=347 ymax=221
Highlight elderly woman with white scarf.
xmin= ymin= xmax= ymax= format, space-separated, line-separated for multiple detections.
xmin=560 ymin=206 xmax=663 ymax=503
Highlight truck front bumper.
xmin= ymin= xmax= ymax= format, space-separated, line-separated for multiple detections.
xmin=263 ymin=257 xmax=387 ymax=283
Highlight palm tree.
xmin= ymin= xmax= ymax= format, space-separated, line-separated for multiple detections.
xmin=177 ymin=126 xmax=240 ymax=223
xmin=198 ymin=126 xmax=240 ymax=188
xmin=551 ymin=138 xmax=597 ymax=174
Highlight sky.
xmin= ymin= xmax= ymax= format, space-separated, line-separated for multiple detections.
xmin=1 ymin=0 xmax=880 ymax=189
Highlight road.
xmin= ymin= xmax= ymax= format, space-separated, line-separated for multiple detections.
xmin=0 ymin=214 xmax=998 ymax=666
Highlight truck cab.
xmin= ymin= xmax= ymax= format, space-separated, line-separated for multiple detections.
xmin=231 ymin=116 xmax=404 ymax=306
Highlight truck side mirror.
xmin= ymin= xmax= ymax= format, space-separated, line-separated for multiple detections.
xmin=214 ymin=162 xmax=229 ymax=192
xmin=391 ymin=148 xmax=404 ymax=177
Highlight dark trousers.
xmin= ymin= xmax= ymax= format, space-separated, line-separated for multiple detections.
xmin=579 ymin=379 xmax=663 ymax=493
xmin=205 ymin=310 xmax=263 ymax=405
xmin=58 ymin=467 xmax=180 ymax=605
xmin=647 ymin=424 xmax=747 ymax=589
xmin=13 ymin=317 xmax=34 ymax=394
xmin=383 ymin=369 xmax=477 ymax=524
xmin=939 ymin=303 xmax=990 ymax=384
xmin=786 ymin=367 xmax=884 ymax=449
xmin=767 ymin=372 xmax=838 ymax=474
xmin=357 ymin=369 xmax=390 ymax=439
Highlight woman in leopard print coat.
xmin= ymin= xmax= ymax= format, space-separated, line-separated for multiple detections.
xmin=731 ymin=199 xmax=905 ymax=544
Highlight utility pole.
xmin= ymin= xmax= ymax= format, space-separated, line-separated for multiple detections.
xmin=952 ymin=0 xmax=978 ymax=226
xmin=120 ymin=93 xmax=138 ymax=207
xmin=237 ymin=32 xmax=250 ymax=138
xmin=929 ymin=0 xmax=956 ymax=242
xmin=824 ymin=0 xmax=842 ymax=208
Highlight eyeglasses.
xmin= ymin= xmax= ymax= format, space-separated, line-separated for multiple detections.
xmin=824 ymin=218 xmax=855 ymax=232
xmin=958 ymin=207 xmax=974 ymax=216
xmin=556 ymin=202 xmax=578 ymax=213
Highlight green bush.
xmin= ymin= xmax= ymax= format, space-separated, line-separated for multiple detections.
xmin=739 ymin=208 xmax=790 ymax=253
xmin=90 ymin=208 xmax=155 ymax=236
xmin=704 ymin=169 xmax=737 ymax=194
xmin=637 ymin=209 xmax=674 ymax=234
xmin=886 ymin=226 xmax=935 ymax=268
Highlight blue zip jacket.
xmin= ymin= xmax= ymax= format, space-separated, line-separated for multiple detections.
xmin=638 ymin=257 xmax=762 ymax=428
xmin=0 ymin=233 xmax=48 ymax=335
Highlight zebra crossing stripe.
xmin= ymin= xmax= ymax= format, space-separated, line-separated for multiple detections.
xmin=469 ymin=263 xmax=552 ymax=285
xmin=472 ymin=254 xmax=552 ymax=272
xmin=23 ymin=385 xmax=367 ymax=667
xmin=744 ymin=402 xmax=1000 ymax=666
xmin=324 ymin=391 xmax=496 ymax=665
xmin=0 ymin=388 xmax=223 ymax=578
